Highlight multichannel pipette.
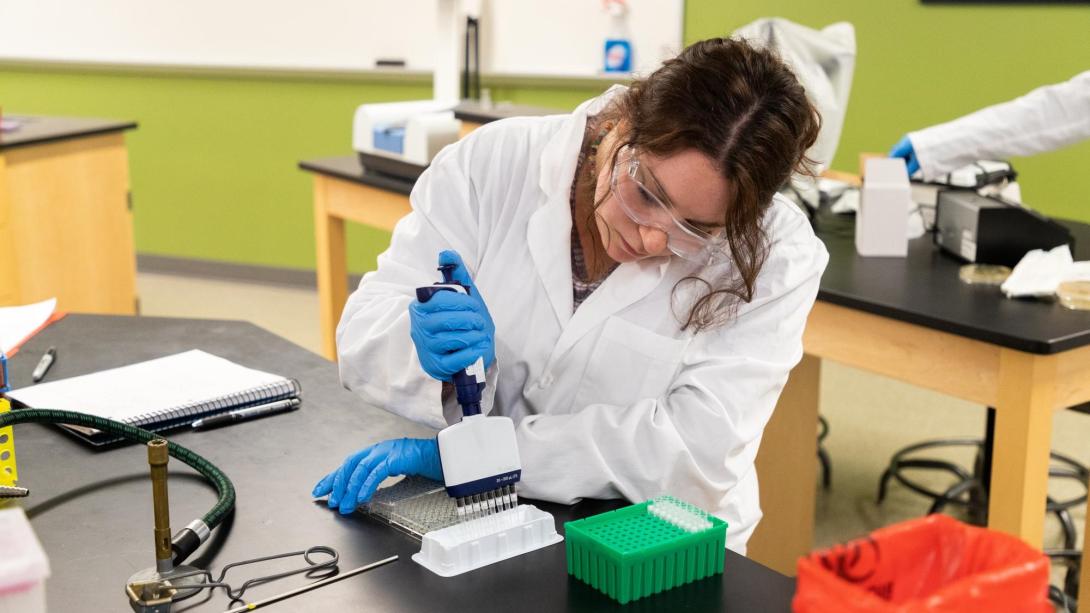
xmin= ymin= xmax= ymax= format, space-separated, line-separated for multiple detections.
xmin=416 ymin=262 xmax=521 ymax=519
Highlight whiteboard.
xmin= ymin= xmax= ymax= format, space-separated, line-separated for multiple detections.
xmin=0 ymin=0 xmax=682 ymax=77
xmin=480 ymin=0 xmax=685 ymax=77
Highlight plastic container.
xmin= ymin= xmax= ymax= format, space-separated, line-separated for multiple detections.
xmin=793 ymin=514 xmax=1050 ymax=612
xmin=603 ymin=0 xmax=632 ymax=73
xmin=362 ymin=476 xmax=462 ymax=538
xmin=412 ymin=504 xmax=563 ymax=577
xmin=0 ymin=507 xmax=50 ymax=613
xmin=565 ymin=496 xmax=727 ymax=604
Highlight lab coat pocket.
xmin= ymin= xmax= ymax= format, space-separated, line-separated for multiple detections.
xmin=574 ymin=317 xmax=689 ymax=409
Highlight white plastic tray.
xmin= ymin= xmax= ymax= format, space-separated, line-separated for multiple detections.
xmin=412 ymin=504 xmax=563 ymax=577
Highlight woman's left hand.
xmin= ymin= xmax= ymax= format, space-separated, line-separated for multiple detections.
xmin=312 ymin=438 xmax=443 ymax=515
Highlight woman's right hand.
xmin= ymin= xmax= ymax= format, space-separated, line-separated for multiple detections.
xmin=409 ymin=250 xmax=495 ymax=381
xmin=889 ymin=135 xmax=920 ymax=176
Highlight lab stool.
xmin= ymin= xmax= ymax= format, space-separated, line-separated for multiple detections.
xmin=817 ymin=415 xmax=831 ymax=490
xmin=877 ymin=405 xmax=1089 ymax=604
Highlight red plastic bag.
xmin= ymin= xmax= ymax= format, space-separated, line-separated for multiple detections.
xmin=793 ymin=515 xmax=1050 ymax=612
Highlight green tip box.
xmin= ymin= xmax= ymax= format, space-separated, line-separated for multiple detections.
xmin=564 ymin=496 xmax=727 ymax=604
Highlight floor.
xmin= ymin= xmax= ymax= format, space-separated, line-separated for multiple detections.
xmin=138 ymin=272 xmax=1087 ymax=575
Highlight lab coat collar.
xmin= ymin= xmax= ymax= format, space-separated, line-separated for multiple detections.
xmin=552 ymin=256 xmax=671 ymax=358
xmin=528 ymin=85 xmax=628 ymax=329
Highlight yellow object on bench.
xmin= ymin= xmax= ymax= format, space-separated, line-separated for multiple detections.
xmin=0 ymin=397 xmax=17 ymax=487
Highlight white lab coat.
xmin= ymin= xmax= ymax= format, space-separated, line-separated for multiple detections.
xmin=337 ymin=88 xmax=829 ymax=553
xmin=910 ymin=70 xmax=1090 ymax=182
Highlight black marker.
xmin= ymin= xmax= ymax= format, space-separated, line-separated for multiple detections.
xmin=32 ymin=347 xmax=56 ymax=383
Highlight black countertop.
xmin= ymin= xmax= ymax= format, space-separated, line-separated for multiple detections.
xmin=0 ymin=114 xmax=137 ymax=150
xmin=814 ymin=208 xmax=1090 ymax=354
xmin=299 ymin=156 xmax=415 ymax=194
xmin=5 ymin=314 xmax=794 ymax=612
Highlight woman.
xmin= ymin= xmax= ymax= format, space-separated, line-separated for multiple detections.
xmin=313 ymin=37 xmax=828 ymax=553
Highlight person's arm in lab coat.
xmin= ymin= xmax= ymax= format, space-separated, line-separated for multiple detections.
xmin=515 ymin=209 xmax=828 ymax=536
xmin=908 ymin=71 xmax=1090 ymax=181
xmin=336 ymin=127 xmax=492 ymax=430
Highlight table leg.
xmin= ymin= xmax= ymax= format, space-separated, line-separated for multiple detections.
xmin=988 ymin=349 xmax=1057 ymax=547
xmin=313 ymin=176 xmax=348 ymax=362
xmin=750 ymin=353 xmax=821 ymax=575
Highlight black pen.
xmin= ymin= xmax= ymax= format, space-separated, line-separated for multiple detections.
xmin=191 ymin=398 xmax=301 ymax=430
xmin=32 ymin=347 xmax=56 ymax=383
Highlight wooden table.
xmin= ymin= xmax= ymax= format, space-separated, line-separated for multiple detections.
xmin=0 ymin=115 xmax=138 ymax=314
xmin=300 ymin=156 xmax=416 ymax=360
xmin=752 ymin=209 xmax=1090 ymax=611
xmin=8 ymin=314 xmax=796 ymax=612
xmin=301 ymin=148 xmax=1090 ymax=601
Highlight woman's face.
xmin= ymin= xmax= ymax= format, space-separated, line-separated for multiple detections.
xmin=593 ymin=145 xmax=729 ymax=263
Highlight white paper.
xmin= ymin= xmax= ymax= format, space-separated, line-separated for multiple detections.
xmin=1001 ymin=245 xmax=1074 ymax=298
xmin=0 ymin=298 xmax=57 ymax=355
xmin=7 ymin=350 xmax=289 ymax=423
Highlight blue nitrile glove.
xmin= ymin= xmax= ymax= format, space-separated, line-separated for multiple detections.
xmin=890 ymin=135 xmax=920 ymax=176
xmin=408 ymin=250 xmax=496 ymax=381
xmin=312 ymin=437 xmax=443 ymax=515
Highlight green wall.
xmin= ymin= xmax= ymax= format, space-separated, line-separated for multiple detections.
xmin=2 ymin=0 xmax=1088 ymax=274
xmin=690 ymin=0 xmax=1090 ymax=220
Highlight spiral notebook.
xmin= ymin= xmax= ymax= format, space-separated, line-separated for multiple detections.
xmin=6 ymin=350 xmax=301 ymax=446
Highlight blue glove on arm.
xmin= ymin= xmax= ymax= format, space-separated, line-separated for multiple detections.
xmin=890 ymin=135 xmax=920 ymax=176
xmin=312 ymin=438 xmax=443 ymax=515
xmin=409 ymin=250 xmax=496 ymax=381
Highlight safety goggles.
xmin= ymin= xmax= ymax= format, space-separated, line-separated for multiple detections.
xmin=609 ymin=146 xmax=729 ymax=266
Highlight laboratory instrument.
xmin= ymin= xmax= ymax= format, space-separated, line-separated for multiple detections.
xmin=935 ymin=190 xmax=1072 ymax=267
xmin=417 ymin=262 xmax=521 ymax=518
xmin=0 ymin=411 xmax=238 ymax=566
xmin=565 ymin=495 xmax=727 ymax=604
xmin=353 ymin=100 xmax=462 ymax=177
xmin=0 ymin=351 xmax=13 ymax=493
xmin=0 ymin=485 xmax=29 ymax=498
xmin=0 ymin=409 xmax=372 ymax=611
xmin=221 ymin=555 xmax=398 ymax=613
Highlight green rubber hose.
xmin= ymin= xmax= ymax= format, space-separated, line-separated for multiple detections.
xmin=0 ymin=408 xmax=235 ymax=564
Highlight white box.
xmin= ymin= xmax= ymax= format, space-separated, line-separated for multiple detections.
xmin=0 ymin=507 xmax=50 ymax=613
xmin=856 ymin=158 xmax=911 ymax=257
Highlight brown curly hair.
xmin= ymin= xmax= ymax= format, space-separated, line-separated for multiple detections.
xmin=593 ymin=37 xmax=821 ymax=331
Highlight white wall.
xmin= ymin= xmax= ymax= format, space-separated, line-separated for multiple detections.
xmin=0 ymin=0 xmax=682 ymax=77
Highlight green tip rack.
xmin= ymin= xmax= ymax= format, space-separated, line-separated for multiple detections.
xmin=565 ymin=496 xmax=727 ymax=604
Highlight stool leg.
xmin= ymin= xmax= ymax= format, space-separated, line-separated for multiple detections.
xmin=818 ymin=447 xmax=832 ymax=490
xmin=928 ymin=478 xmax=979 ymax=516
xmin=1050 ymin=499 xmax=1079 ymax=551
xmin=877 ymin=466 xmax=894 ymax=504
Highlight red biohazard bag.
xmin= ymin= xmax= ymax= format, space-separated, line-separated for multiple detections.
xmin=793 ymin=515 xmax=1050 ymax=613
